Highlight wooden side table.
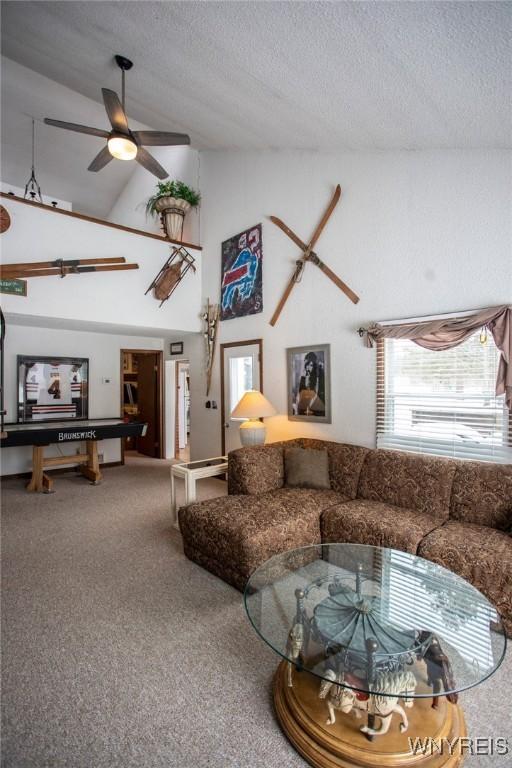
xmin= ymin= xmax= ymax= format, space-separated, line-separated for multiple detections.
xmin=170 ymin=456 xmax=228 ymax=529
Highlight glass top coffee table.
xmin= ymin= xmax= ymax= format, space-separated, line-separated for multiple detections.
xmin=244 ymin=543 xmax=506 ymax=768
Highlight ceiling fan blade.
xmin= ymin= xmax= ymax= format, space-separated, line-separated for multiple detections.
xmin=44 ymin=118 xmax=109 ymax=139
xmin=135 ymin=147 xmax=168 ymax=179
xmin=132 ymin=130 xmax=191 ymax=147
xmin=88 ymin=145 xmax=113 ymax=172
xmin=102 ymin=88 xmax=129 ymax=133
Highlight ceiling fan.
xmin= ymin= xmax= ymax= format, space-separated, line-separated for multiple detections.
xmin=44 ymin=55 xmax=190 ymax=179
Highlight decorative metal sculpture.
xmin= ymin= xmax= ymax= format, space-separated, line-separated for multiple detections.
xmin=203 ymin=298 xmax=219 ymax=396
xmin=284 ymin=562 xmax=446 ymax=741
xmin=145 ymin=246 xmax=196 ymax=307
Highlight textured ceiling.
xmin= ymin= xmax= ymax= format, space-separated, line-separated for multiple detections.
xmin=2 ymin=0 xmax=511 ymax=152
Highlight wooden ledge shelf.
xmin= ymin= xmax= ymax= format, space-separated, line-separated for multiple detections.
xmin=0 ymin=193 xmax=202 ymax=251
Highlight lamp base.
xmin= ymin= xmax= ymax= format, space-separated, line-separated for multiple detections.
xmin=239 ymin=419 xmax=266 ymax=447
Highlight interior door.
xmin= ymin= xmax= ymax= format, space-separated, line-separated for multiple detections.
xmin=137 ymin=353 xmax=160 ymax=457
xmin=222 ymin=342 xmax=261 ymax=454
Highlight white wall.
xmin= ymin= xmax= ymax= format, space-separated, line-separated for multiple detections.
xmin=192 ymin=149 xmax=512 ymax=459
xmin=1 ymin=323 xmax=164 ymax=476
xmin=0 ymin=197 xmax=202 ymax=334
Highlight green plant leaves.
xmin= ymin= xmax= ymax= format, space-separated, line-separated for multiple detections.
xmin=146 ymin=180 xmax=201 ymax=216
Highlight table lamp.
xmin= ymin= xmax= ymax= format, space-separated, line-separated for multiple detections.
xmin=231 ymin=390 xmax=276 ymax=446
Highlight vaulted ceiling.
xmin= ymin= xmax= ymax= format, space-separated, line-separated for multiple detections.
xmin=1 ymin=1 xmax=510 ymax=215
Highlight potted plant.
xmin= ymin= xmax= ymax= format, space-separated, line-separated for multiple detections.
xmin=146 ymin=180 xmax=201 ymax=242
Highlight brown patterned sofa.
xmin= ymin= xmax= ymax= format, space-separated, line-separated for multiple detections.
xmin=178 ymin=439 xmax=512 ymax=635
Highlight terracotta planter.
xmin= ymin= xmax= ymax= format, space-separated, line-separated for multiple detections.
xmin=154 ymin=196 xmax=191 ymax=241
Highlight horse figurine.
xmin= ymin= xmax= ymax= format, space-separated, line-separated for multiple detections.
xmin=318 ymin=669 xmax=417 ymax=737
xmin=286 ymin=622 xmax=304 ymax=687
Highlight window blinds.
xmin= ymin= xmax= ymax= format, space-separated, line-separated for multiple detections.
xmin=376 ymin=332 xmax=511 ymax=463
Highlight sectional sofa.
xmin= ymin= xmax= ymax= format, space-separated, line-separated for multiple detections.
xmin=178 ymin=439 xmax=512 ymax=635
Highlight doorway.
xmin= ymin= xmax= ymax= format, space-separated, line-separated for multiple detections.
xmin=175 ymin=360 xmax=190 ymax=462
xmin=221 ymin=339 xmax=263 ymax=454
xmin=120 ymin=349 xmax=164 ymax=459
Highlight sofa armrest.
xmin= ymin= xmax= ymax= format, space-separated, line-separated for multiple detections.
xmin=228 ymin=444 xmax=286 ymax=495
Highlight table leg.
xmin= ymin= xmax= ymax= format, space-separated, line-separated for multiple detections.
xmin=170 ymin=470 xmax=177 ymax=527
xmin=27 ymin=445 xmax=44 ymax=492
xmin=42 ymin=472 xmax=54 ymax=493
xmin=80 ymin=440 xmax=102 ymax=484
xmin=185 ymin=473 xmax=197 ymax=506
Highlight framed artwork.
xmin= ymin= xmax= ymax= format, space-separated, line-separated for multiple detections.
xmin=170 ymin=341 xmax=184 ymax=355
xmin=17 ymin=355 xmax=89 ymax=423
xmin=220 ymin=223 xmax=263 ymax=321
xmin=287 ymin=344 xmax=331 ymax=423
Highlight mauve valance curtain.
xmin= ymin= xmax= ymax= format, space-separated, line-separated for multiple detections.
xmin=364 ymin=305 xmax=512 ymax=409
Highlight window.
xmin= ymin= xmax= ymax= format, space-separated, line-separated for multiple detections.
xmin=377 ymin=331 xmax=511 ymax=462
xmin=229 ymin=356 xmax=253 ymax=415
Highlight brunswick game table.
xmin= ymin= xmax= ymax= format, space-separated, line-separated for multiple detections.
xmin=1 ymin=418 xmax=147 ymax=492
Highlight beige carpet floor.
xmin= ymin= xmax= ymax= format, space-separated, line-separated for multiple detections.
xmin=1 ymin=456 xmax=510 ymax=767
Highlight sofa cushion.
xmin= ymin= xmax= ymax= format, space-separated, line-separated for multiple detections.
xmin=285 ymin=447 xmax=331 ymax=489
xmin=299 ymin=439 xmax=370 ymax=498
xmin=357 ymin=449 xmax=457 ymax=519
xmin=228 ymin=443 xmax=289 ymax=495
xmin=418 ymin=521 xmax=512 ymax=637
xmin=179 ymin=488 xmax=343 ymax=590
xmin=321 ymin=499 xmax=442 ymax=554
xmin=449 ymin=461 xmax=512 ymax=529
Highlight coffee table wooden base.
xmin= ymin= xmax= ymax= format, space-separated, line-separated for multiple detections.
xmin=273 ymin=661 xmax=467 ymax=768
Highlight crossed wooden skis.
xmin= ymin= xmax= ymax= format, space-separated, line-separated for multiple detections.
xmin=269 ymin=185 xmax=359 ymax=326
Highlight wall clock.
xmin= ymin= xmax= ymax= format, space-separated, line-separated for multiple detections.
xmin=0 ymin=205 xmax=11 ymax=234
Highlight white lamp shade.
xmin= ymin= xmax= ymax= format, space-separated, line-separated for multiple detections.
xmin=231 ymin=390 xmax=276 ymax=419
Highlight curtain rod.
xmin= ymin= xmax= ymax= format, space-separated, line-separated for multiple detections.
xmin=357 ymin=306 xmax=498 ymax=336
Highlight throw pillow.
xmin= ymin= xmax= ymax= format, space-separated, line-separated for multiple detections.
xmin=284 ymin=447 xmax=331 ymax=490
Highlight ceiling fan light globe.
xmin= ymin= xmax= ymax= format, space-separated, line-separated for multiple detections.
xmin=107 ymin=136 xmax=137 ymax=161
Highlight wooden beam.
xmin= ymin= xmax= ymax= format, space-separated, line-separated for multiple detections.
xmin=42 ymin=453 xmax=89 ymax=467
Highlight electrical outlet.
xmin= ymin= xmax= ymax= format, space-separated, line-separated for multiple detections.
xmin=98 ymin=453 xmax=104 ymax=463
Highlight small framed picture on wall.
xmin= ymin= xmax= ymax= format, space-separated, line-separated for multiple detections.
xmin=287 ymin=344 xmax=331 ymax=423
xmin=170 ymin=342 xmax=184 ymax=356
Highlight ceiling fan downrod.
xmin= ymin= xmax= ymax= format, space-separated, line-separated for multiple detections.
xmin=114 ymin=54 xmax=133 ymax=112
